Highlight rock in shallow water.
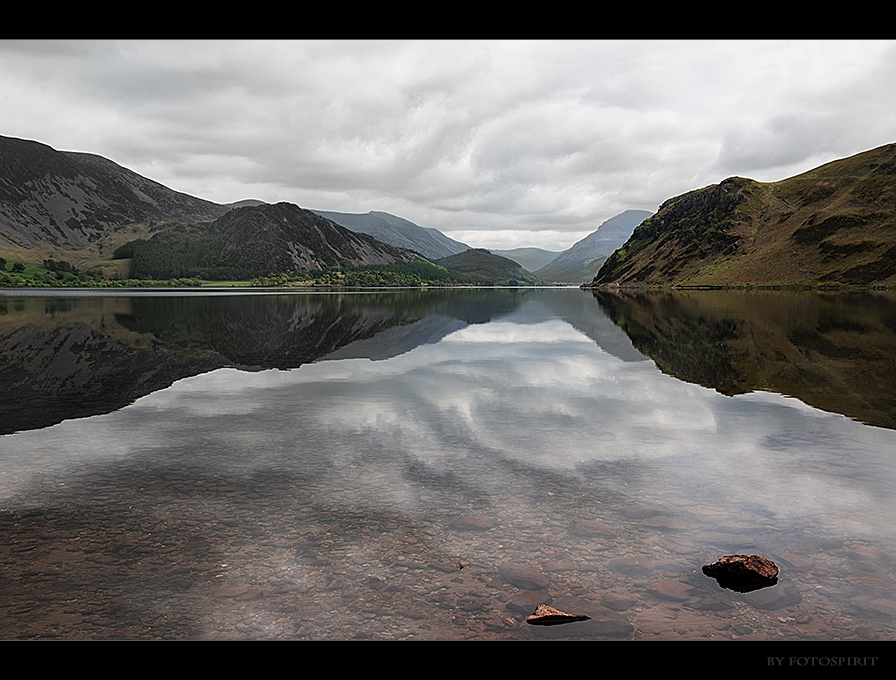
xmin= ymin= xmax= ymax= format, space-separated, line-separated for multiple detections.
xmin=506 ymin=591 xmax=551 ymax=615
xmin=498 ymin=562 xmax=549 ymax=590
xmin=702 ymin=554 xmax=779 ymax=592
xmin=526 ymin=604 xmax=590 ymax=626
xmin=528 ymin=605 xmax=633 ymax=639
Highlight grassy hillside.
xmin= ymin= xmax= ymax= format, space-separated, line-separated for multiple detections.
xmin=589 ymin=143 xmax=896 ymax=288
xmin=435 ymin=249 xmax=545 ymax=286
xmin=111 ymin=208 xmax=544 ymax=287
xmin=118 ymin=202 xmax=415 ymax=281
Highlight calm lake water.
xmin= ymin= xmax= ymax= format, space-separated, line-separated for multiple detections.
xmin=1 ymin=287 xmax=895 ymax=640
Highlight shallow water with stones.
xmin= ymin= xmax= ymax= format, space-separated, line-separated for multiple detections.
xmin=1 ymin=287 xmax=894 ymax=640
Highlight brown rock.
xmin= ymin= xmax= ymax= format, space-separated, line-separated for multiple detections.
xmin=526 ymin=604 xmax=591 ymax=626
xmin=529 ymin=604 xmax=634 ymax=639
xmin=498 ymin=562 xmax=549 ymax=590
xmin=702 ymin=554 xmax=779 ymax=592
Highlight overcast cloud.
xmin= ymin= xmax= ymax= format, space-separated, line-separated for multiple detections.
xmin=1 ymin=40 xmax=894 ymax=250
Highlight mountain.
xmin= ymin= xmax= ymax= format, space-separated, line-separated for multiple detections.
xmin=311 ymin=210 xmax=469 ymax=261
xmin=122 ymin=202 xmax=416 ymax=280
xmin=589 ymin=143 xmax=896 ymax=287
xmin=534 ymin=210 xmax=653 ymax=283
xmin=434 ymin=248 xmax=544 ymax=286
xmin=492 ymin=247 xmax=561 ymax=273
xmin=0 ymin=135 xmax=228 ymax=249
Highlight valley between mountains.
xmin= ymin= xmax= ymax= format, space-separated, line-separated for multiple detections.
xmin=2 ymin=134 xmax=895 ymax=289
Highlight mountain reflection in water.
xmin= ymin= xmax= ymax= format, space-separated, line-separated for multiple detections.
xmin=591 ymin=288 xmax=896 ymax=430
xmin=1 ymin=288 xmax=894 ymax=641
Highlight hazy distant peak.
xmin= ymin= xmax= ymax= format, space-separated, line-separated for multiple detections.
xmin=533 ymin=209 xmax=653 ymax=284
xmin=310 ymin=208 xmax=470 ymax=261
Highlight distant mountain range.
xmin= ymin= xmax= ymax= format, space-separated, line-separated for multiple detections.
xmin=116 ymin=203 xmax=543 ymax=285
xmin=4 ymin=134 xmax=893 ymax=288
xmin=491 ymin=247 xmax=561 ymax=273
xmin=308 ymin=210 xmax=650 ymax=284
xmin=311 ymin=209 xmax=469 ymax=261
xmin=0 ymin=135 xmax=647 ymax=285
xmin=0 ymin=136 xmax=547 ymax=284
xmin=590 ymin=143 xmax=896 ymax=287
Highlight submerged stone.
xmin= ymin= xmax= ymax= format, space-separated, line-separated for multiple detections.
xmin=646 ymin=578 xmax=695 ymax=601
xmin=507 ymin=591 xmax=550 ymax=615
xmin=499 ymin=562 xmax=549 ymax=590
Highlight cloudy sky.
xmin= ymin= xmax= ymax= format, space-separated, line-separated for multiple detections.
xmin=2 ymin=40 xmax=894 ymax=251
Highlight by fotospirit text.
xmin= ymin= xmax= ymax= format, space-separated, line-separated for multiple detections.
xmin=767 ymin=657 xmax=877 ymax=667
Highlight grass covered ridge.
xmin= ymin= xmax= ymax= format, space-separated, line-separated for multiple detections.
xmin=590 ymin=143 xmax=896 ymax=288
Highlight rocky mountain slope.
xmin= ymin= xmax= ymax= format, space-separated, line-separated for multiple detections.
xmin=589 ymin=143 xmax=896 ymax=287
xmin=122 ymin=202 xmax=416 ymax=280
xmin=535 ymin=210 xmax=653 ymax=283
xmin=311 ymin=209 xmax=469 ymax=261
xmin=0 ymin=135 xmax=228 ymax=249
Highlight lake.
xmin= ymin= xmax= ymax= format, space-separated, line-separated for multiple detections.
xmin=1 ymin=287 xmax=895 ymax=640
